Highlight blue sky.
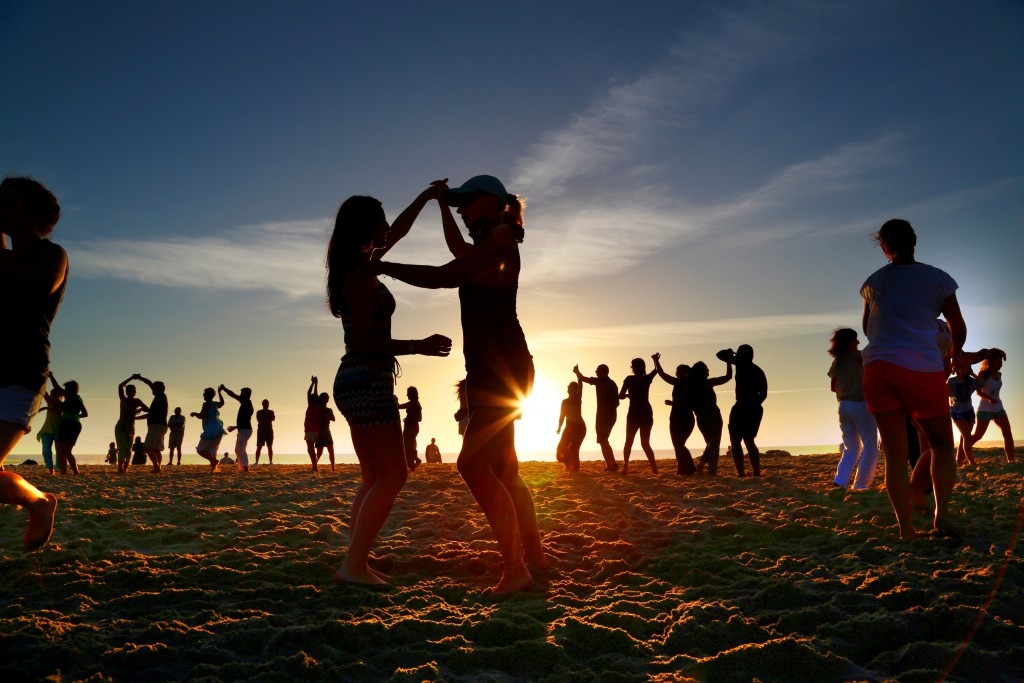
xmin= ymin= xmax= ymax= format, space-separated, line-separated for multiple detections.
xmin=4 ymin=1 xmax=1022 ymax=460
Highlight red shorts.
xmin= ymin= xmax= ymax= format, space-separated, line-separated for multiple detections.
xmin=863 ymin=361 xmax=949 ymax=420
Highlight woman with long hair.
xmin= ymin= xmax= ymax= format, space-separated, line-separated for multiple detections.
xmin=687 ymin=358 xmax=732 ymax=476
xmin=618 ymin=358 xmax=659 ymax=475
xmin=328 ymin=190 xmax=451 ymax=586
xmin=652 ymin=353 xmax=696 ymax=476
xmin=369 ymin=175 xmax=547 ymax=594
xmin=969 ymin=353 xmax=1014 ymax=463
xmin=860 ymin=219 xmax=966 ymax=539
xmin=54 ymin=380 xmax=86 ymax=475
xmin=827 ymin=328 xmax=878 ymax=490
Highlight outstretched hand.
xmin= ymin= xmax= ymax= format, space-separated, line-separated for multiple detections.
xmin=418 ymin=334 xmax=453 ymax=357
xmin=425 ymin=178 xmax=449 ymax=201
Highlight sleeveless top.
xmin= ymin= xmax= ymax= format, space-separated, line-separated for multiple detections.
xmin=977 ymin=375 xmax=1003 ymax=413
xmin=1 ymin=239 xmax=68 ymax=391
xmin=201 ymin=403 xmax=227 ymax=440
xmin=670 ymin=379 xmax=693 ymax=418
xmin=339 ymin=280 xmax=398 ymax=371
xmin=458 ymin=247 xmax=530 ymax=383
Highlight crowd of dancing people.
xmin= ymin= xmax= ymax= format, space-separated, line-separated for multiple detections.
xmin=0 ymin=174 xmax=1016 ymax=589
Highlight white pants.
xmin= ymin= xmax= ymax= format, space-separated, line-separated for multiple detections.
xmin=834 ymin=400 xmax=879 ymax=490
xmin=234 ymin=429 xmax=252 ymax=469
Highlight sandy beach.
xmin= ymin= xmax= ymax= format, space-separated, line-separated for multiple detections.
xmin=1 ymin=450 xmax=1021 ymax=682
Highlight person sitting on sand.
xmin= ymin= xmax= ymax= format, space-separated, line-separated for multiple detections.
xmin=220 ymin=385 xmax=254 ymax=472
xmin=399 ymin=386 xmax=422 ymax=471
xmin=425 ymin=438 xmax=441 ymax=463
xmin=574 ymin=363 xmax=620 ymax=472
xmin=304 ymin=376 xmax=322 ymax=473
xmin=827 ymin=328 xmax=878 ymax=490
xmin=190 ymin=387 xmax=226 ymax=472
xmin=255 ymin=399 xmax=275 ymax=465
xmin=316 ymin=391 xmax=336 ymax=471
xmin=556 ymin=377 xmax=586 ymax=473
xmin=860 ymin=219 xmax=966 ymax=540
xmin=219 ymin=452 xmax=234 ymax=465
xmin=131 ymin=435 xmax=147 ymax=466
xmin=167 ymin=407 xmax=186 ymax=465
xmin=619 ymin=357 xmax=659 ymax=475
xmin=652 ymin=353 xmax=696 ymax=476
xmin=687 ymin=359 xmax=732 ymax=476
xmin=0 ymin=176 xmax=64 ymax=550
xmin=135 ymin=375 xmax=168 ymax=473
xmin=723 ymin=345 xmax=768 ymax=477
xmin=115 ymin=375 xmax=149 ymax=474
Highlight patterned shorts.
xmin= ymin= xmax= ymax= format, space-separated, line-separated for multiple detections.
xmin=333 ymin=358 xmax=400 ymax=427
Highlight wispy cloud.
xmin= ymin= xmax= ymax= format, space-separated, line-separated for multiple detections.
xmin=510 ymin=9 xmax=791 ymax=201
xmin=529 ymin=311 xmax=861 ymax=351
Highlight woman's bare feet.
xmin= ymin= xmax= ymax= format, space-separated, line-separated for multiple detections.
xmin=335 ymin=562 xmax=388 ymax=586
xmin=490 ymin=561 xmax=533 ymax=596
xmin=24 ymin=493 xmax=58 ymax=552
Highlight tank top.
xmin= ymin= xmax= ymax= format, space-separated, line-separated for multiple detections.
xmin=339 ymin=280 xmax=397 ymax=370
xmin=1 ymin=240 xmax=67 ymax=390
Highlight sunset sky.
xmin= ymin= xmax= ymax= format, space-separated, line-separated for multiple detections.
xmin=4 ymin=1 xmax=1022 ymax=461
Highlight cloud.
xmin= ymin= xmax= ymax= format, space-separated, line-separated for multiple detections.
xmin=510 ymin=9 xmax=792 ymax=202
xmin=529 ymin=311 xmax=861 ymax=351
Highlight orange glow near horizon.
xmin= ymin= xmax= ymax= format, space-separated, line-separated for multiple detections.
xmin=515 ymin=373 xmax=563 ymax=456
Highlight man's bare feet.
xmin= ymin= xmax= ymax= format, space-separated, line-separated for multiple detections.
xmin=24 ymin=493 xmax=58 ymax=552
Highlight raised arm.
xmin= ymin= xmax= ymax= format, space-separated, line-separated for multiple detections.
xmin=573 ymin=365 xmax=596 ymax=386
xmin=376 ymin=181 xmax=448 ymax=260
xmin=440 ymin=198 xmax=472 ymax=258
xmin=652 ymin=354 xmax=675 ymax=385
xmin=709 ymin=361 xmax=733 ymax=387
xmin=135 ymin=375 xmax=155 ymax=392
xmin=220 ymin=385 xmax=241 ymax=402
xmin=307 ymin=377 xmax=317 ymax=404
xmin=215 ymin=387 xmax=226 ymax=408
xmin=117 ymin=375 xmax=137 ymax=399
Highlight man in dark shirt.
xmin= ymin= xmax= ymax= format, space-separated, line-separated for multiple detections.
xmin=220 ymin=385 xmax=254 ymax=472
xmin=574 ymin=364 xmax=620 ymax=471
xmin=725 ymin=345 xmax=768 ymax=477
xmin=136 ymin=375 xmax=168 ymax=472
xmin=255 ymin=399 xmax=275 ymax=466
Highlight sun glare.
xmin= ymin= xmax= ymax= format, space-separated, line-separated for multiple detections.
xmin=515 ymin=373 xmax=564 ymax=456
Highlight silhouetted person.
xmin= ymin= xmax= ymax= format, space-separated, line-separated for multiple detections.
xmin=135 ymin=375 xmax=168 ymax=472
xmin=131 ymin=435 xmax=147 ymax=466
xmin=328 ymin=191 xmax=451 ymax=586
xmin=454 ymin=379 xmax=469 ymax=436
xmin=255 ymin=399 xmax=275 ymax=465
xmin=399 ymin=386 xmax=422 ymax=471
xmin=653 ymin=353 xmax=696 ymax=476
xmin=573 ymin=364 xmax=620 ymax=471
xmin=167 ymin=407 xmax=186 ymax=465
xmin=861 ymin=218 xmax=966 ymax=539
xmin=687 ymin=359 xmax=732 ymax=475
xmin=619 ymin=357 xmax=658 ymax=475
xmin=190 ymin=387 xmax=225 ymax=472
xmin=0 ymin=176 xmax=65 ymax=549
xmin=304 ymin=376 xmax=321 ymax=472
xmin=36 ymin=374 xmax=65 ymax=475
xmin=556 ymin=377 xmax=586 ymax=472
xmin=115 ymin=375 xmax=149 ymax=473
xmin=425 ymin=438 xmax=442 ymax=463
xmin=316 ymin=391 xmax=336 ymax=471
xmin=827 ymin=328 xmax=878 ymax=490
xmin=970 ymin=352 xmax=1014 ymax=463
xmin=723 ymin=345 xmax=767 ymax=477
xmin=371 ymin=175 xmax=546 ymax=594
xmin=220 ymin=385 xmax=254 ymax=471
xmin=947 ymin=359 xmax=981 ymax=466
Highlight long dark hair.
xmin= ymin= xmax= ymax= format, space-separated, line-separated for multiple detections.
xmin=326 ymin=196 xmax=385 ymax=318
xmin=829 ymin=328 xmax=858 ymax=358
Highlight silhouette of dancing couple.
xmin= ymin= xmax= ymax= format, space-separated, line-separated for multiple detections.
xmin=328 ymin=175 xmax=546 ymax=594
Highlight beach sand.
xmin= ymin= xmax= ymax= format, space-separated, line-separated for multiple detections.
xmin=1 ymin=450 xmax=1021 ymax=682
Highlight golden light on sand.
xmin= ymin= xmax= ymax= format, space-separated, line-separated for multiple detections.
xmin=515 ymin=373 xmax=563 ymax=456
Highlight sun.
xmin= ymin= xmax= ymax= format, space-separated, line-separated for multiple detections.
xmin=515 ymin=373 xmax=564 ymax=456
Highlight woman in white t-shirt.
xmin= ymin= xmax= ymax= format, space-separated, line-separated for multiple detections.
xmin=969 ymin=353 xmax=1014 ymax=463
xmin=860 ymin=219 xmax=966 ymax=540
